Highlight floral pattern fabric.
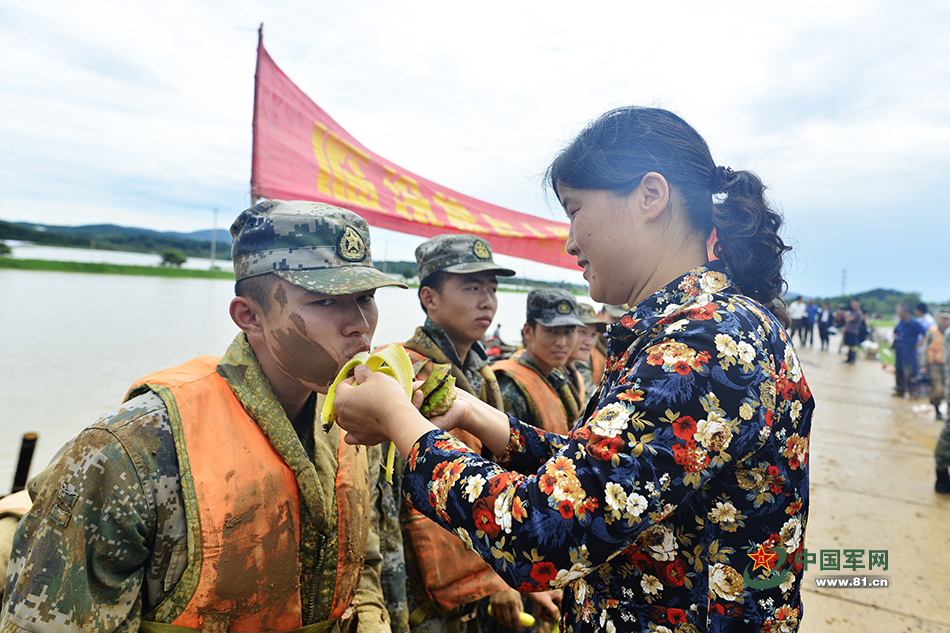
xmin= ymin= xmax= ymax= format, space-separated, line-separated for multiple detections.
xmin=402 ymin=261 xmax=813 ymax=633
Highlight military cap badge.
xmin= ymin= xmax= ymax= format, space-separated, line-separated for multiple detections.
xmin=338 ymin=225 xmax=367 ymax=262
xmin=472 ymin=239 xmax=491 ymax=260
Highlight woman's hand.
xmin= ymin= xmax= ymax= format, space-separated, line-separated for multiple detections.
xmin=334 ymin=365 xmax=433 ymax=454
xmin=427 ymin=388 xmax=513 ymax=456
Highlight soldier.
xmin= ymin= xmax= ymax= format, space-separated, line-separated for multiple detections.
xmin=378 ymin=234 xmax=558 ymax=633
xmin=491 ymin=289 xmax=585 ymax=435
xmin=1 ymin=200 xmax=404 ymax=633
xmin=566 ymin=303 xmax=609 ymax=404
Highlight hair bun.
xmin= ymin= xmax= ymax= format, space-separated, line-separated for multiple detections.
xmin=712 ymin=165 xmax=737 ymax=194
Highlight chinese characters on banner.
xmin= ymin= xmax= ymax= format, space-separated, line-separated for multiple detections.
xmin=251 ymin=29 xmax=579 ymax=271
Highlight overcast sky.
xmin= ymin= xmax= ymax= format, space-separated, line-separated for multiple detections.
xmin=2 ymin=0 xmax=948 ymax=301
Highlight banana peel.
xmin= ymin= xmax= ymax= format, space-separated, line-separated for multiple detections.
xmin=322 ymin=346 xmax=461 ymax=484
xmin=418 ymin=363 xmax=458 ymax=418
xmin=322 ymin=344 xmax=415 ymax=485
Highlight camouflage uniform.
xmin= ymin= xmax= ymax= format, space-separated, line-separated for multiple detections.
xmin=494 ymin=289 xmax=584 ymax=429
xmin=380 ymin=234 xmax=514 ymax=633
xmin=1 ymin=200 xmax=405 ymax=633
xmin=497 ymin=354 xmax=576 ymax=426
xmin=935 ymin=312 xmax=950 ymax=474
xmin=570 ymin=303 xmax=607 ymax=399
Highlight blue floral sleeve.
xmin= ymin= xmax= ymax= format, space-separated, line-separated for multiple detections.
xmin=492 ymin=415 xmax=568 ymax=473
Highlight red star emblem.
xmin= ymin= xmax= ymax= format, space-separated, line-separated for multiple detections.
xmin=748 ymin=544 xmax=778 ymax=571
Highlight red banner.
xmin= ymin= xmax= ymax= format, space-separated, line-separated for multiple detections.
xmin=250 ymin=30 xmax=578 ymax=270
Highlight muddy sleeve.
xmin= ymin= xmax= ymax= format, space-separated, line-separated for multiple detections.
xmin=354 ymin=444 xmax=392 ymax=633
xmin=1 ymin=423 xmax=155 ymax=633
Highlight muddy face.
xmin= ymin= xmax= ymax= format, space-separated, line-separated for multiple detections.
xmin=271 ymin=314 xmax=340 ymax=389
xmin=262 ymin=280 xmax=377 ymax=394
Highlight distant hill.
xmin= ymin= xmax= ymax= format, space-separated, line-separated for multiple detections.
xmin=172 ymin=228 xmax=232 ymax=244
xmin=797 ymin=287 xmax=947 ymax=318
xmin=0 ymin=220 xmax=230 ymax=261
xmin=0 ymin=220 xmax=589 ymax=293
xmin=12 ymin=222 xmax=232 ymax=245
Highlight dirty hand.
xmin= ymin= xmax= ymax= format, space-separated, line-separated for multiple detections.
xmin=488 ymin=589 xmax=523 ymax=629
xmin=335 ymin=365 xmax=430 ymax=453
xmin=427 ymin=388 xmax=512 ymax=457
xmin=526 ymin=589 xmax=562 ymax=621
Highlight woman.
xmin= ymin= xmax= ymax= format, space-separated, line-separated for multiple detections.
xmin=336 ymin=107 xmax=813 ymax=632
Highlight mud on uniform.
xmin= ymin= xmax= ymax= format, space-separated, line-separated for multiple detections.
xmin=380 ymin=319 xmax=508 ymax=633
xmin=1 ymin=335 xmax=388 ymax=633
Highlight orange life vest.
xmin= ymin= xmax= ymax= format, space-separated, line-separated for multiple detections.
xmin=491 ymin=359 xmax=575 ymax=435
xmin=399 ymin=346 xmax=511 ymax=612
xmin=926 ymin=326 xmax=945 ymax=365
xmin=132 ymin=357 xmax=366 ymax=632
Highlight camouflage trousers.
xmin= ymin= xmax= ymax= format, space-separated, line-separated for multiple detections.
xmin=936 ymin=397 xmax=950 ymax=471
xmin=929 ymin=363 xmax=945 ymax=407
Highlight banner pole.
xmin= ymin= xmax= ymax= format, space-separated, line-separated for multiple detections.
xmin=250 ymin=23 xmax=264 ymax=204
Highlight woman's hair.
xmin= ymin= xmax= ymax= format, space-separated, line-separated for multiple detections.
xmin=547 ymin=106 xmax=791 ymax=327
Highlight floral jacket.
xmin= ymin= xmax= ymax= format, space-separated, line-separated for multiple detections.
xmin=402 ymin=262 xmax=813 ymax=633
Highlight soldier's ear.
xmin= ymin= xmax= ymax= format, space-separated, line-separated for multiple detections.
xmin=419 ymin=285 xmax=440 ymax=313
xmin=230 ymin=296 xmax=264 ymax=338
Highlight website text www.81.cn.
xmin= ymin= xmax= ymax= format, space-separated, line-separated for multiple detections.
xmin=814 ymin=576 xmax=889 ymax=588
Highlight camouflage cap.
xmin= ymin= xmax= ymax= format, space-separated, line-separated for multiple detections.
xmin=577 ymin=302 xmax=609 ymax=332
xmin=415 ymin=234 xmax=516 ymax=282
xmin=526 ymin=288 xmax=585 ymax=328
xmin=230 ymin=199 xmax=408 ymax=295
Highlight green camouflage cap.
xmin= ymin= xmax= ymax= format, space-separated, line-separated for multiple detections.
xmin=415 ymin=234 xmax=516 ymax=282
xmin=526 ymin=288 xmax=585 ymax=328
xmin=230 ymin=199 xmax=408 ymax=295
xmin=577 ymin=302 xmax=609 ymax=331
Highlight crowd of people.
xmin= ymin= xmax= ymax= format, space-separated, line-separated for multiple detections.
xmin=1 ymin=107 xmax=812 ymax=632
xmin=788 ymin=294 xmax=950 ymax=495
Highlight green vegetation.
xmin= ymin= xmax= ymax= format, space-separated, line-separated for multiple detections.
xmin=0 ymin=258 xmax=234 ymax=279
xmin=2 ymin=221 xmax=590 ymax=294
xmin=813 ymin=289 xmax=948 ymax=319
xmin=0 ymin=243 xmax=11 ymax=256
xmin=160 ymin=250 xmax=187 ymax=267
xmin=0 ymin=220 xmax=228 ymax=261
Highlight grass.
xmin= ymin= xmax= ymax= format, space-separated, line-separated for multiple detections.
xmin=0 ymin=258 xmax=571 ymax=295
xmin=0 ymin=257 xmax=234 ymax=279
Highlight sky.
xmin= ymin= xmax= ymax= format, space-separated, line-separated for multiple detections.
xmin=1 ymin=0 xmax=949 ymax=301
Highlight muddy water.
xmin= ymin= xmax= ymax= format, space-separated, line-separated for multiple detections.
xmin=0 ymin=269 xmax=532 ymax=487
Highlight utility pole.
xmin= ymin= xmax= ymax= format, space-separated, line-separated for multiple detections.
xmin=841 ymin=268 xmax=847 ymax=297
xmin=210 ymin=207 xmax=218 ymax=270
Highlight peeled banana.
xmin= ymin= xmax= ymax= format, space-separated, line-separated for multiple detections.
xmin=322 ymin=345 xmax=461 ymax=484
xmin=322 ymin=345 xmax=415 ymax=484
